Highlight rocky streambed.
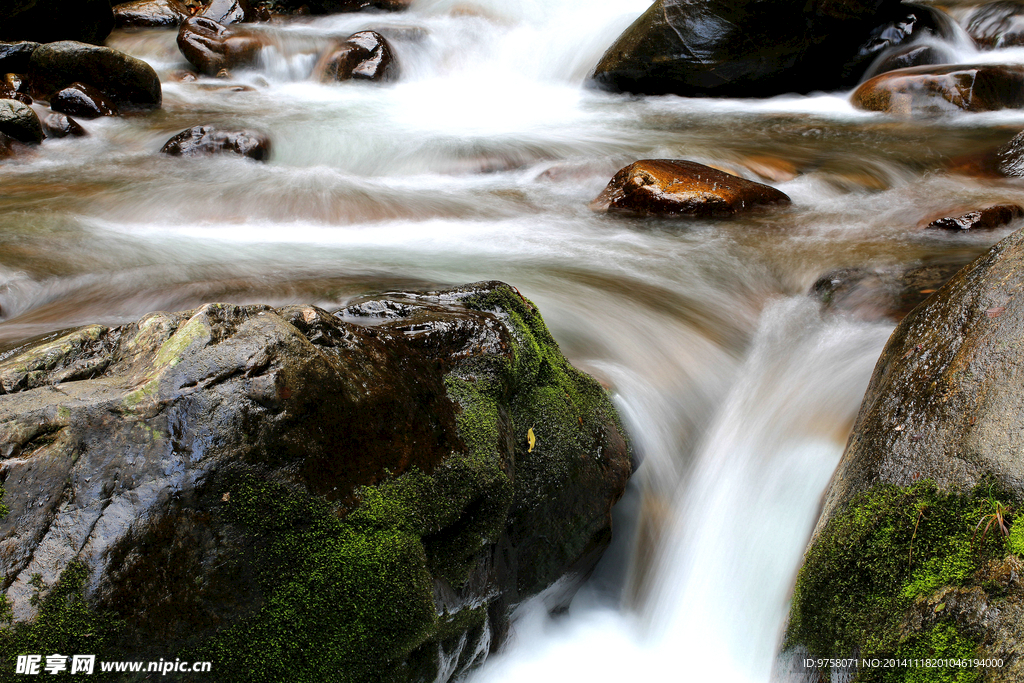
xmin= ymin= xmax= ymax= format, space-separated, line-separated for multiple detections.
xmin=3 ymin=0 xmax=1024 ymax=680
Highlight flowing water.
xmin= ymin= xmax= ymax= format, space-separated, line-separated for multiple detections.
xmin=3 ymin=0 xmax=1024 ymax=679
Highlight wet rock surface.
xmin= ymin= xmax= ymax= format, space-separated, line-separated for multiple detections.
xmin=861 ymin=43 xmax=956 ymax=81
xmin=160 ymin=125 xmax=271 ymax=160
xmin=589 ymin=0 xmax=951 ymax=97
xmin=852 ymin=63 xmax=1024 ymax=115
xmin=27 ymin=41 xmax=162 ymax=111
xmin=314 ymin=31 xmax=399 ymax=83
xmin=590 ymin=159 xmax=790 ymax=218
xmin=812 ymin=259 xmax=973 ymax=322
xmin=0 ymin=42 xmax=40 ymax=75
xmin=0 ymin=282 xmax=632 ymax=683
xmin=786 ymin=228 xmax=1024 ymax=674
xmin=925 ymin=204 xmax=1024 ymax=232
xmin=113 ymin=0 xmax=195 ymax=29
xmin=50 ymin=82 xmax=119 ymax=118
xmin=41 ymin=111 xmax=87 ymax=138
xmin=0 ymin=99 xmax=43 ymax=145
xmin=177 ymin=17 xmax=265 ymax=75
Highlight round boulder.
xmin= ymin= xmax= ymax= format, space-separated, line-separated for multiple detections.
xmin=160 ymin=125 xmax=270 ymax=161
xmin=177 ymin=17 xmax=265 ymax=75
xmin=50 ymin=82 xmax=119 ymax=118
xmin=27 ymin=41 xmax=161 ymax=110
xmin=313 ymin=31 xmax=398 ymax=83
xmin=852 ymin=63 xmax=1024 ymax=115
xmin=590 ymin=159 xmax=790 ymax=218
xmin=0 ymin=98 xmax=43 ymax=144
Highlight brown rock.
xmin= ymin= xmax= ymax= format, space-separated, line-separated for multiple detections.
xmin=314 ymin=31 xmax=399 ymax=83
xmin=50 ymin=82 xmax=119 ymax=118
xmin=113 ymin=0 xmax=194 ymax=28
xmin=0 ymin=74 xmax=31 ymax=105
xmin=199 ymin=0 xmax=253 ymax=25
xmin=160 ymin=125 xmax=270 ymax=161
xmin=589 ymin=159 xmax=791 ymax=218
xmin=852 ymin=63 xmax=1024 ymax=115
xmin=177 ymin=17 xmax=265 ymax=76
xmin=924 ymin=204 xmax=1024 ymax=231
xmin=41 ymin=112 xmax=87 ymax=138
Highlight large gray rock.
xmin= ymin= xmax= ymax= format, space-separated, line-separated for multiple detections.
xmin=27 ymin=41 xmax=162 ymax=110
xmin=0 ymin=282 xmax=632 ymax=682
xmin=784 ymin=229 xmax=1024 ymax=678
xmin=589 ymin=0 xmax=956 ymax=97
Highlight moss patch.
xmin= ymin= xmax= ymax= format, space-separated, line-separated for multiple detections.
xmin=787 ymin=481 xmax=1014 ymax=681
xmin=0 ymin=561 xmax=124 ymax=682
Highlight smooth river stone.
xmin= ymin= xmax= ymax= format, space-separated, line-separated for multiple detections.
xmin=590 ymin=159 xmax=791 ymax=218
xmin=852 ymin=63 xmax=1024 ymax=115
xmin=924 ymin=204 xmax=1024 ymax=232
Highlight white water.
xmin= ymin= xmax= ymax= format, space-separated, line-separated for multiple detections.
xmin=4 ymin=0 xmax=1024 ymax=679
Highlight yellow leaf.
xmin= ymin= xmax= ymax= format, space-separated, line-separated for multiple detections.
xmin=527 ymin=428 xmax=536 ymax=453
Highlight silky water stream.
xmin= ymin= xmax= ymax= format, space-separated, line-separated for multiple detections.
xmin=2 ymin=0 xmax=1024 ymax=679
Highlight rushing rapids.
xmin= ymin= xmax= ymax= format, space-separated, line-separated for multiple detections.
xmin=3 ymin=0 xmax=1024 ymax=680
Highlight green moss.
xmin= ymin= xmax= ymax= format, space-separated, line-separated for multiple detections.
xmin=194 ymin=476 xmax=437 ymax=683
xmin=787 ymin=481 xmax=1010 ymax=680
xmin=1009 ymin=517 xmax=1024 ymax=556
xmin=877 ymin=623 xmax=980 ymax=683
xmin=0 ymin=561 xmax=124 ymax=682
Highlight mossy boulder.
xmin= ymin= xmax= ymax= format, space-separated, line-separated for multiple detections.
xmin=784 ymin=228 xmax=1024 ymax=680
xmin=0 ymin=282 xmax=632 ymax=682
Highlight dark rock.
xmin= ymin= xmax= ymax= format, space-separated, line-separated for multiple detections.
xmin=27 ymin=41 xmax=162 ymax=111
xmin=589 ymin=0 xmax=952 ymax=97
xmin=113 ymin=0 xmax=195 ymax=29
xmin=177 ymin=17 xmax=265 ymax=76
xmin=965 ymin=0 xmax=1024 ymax=49
xmin=0 ymin=0 xmax=113 ymax=45
xmin=861 ymin=43 xmax=956 ymax=81
xmin=0 ymin=42 xmax=40 ymax=74
xmin=199 ymin=0 xmax=253 ymax=24
xmin=0 ymin=283 xmax=632 ymax=683
xmin=50 ymin=82 xmax=119 ymax=118
xmin=41 ymin=111 xmax=87 ymax=138
xmin=314 ymin=31 xmax=399 ymax=83
xmin=0 ymin=99 xmax=43 ymax=144
xmin=784 ymin=228 xmax=1024 ymax=676
xmin=852 ymin=63 xmax=1024 ymax=115
xmin=590 ymin=159 xmax=790 ymax=218
xmin=812 ymin=260 xmax=973 ymax=322
xmin=0 ymin=133 xmax=15 ymax=159
xmin=925 ymin=204 xmax=1024 ymax=231
xmin=160 ymin=125 xmax=271 ymax=160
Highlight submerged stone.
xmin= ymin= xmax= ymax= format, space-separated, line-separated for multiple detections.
xmin=160 ymin=125 xmax=271 ymax=161
xmin=0 ymin=282 xmax=632 ymax=682
xmin=852 ymin=63 xmax=1024 ymax=115
xmin=590 ymin=159 xmax=790 ymax=218
xmin=314 ymin=30 xmax=399 ymax=83
xmin=925 ymin=204 xmax=1024 ymax=232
